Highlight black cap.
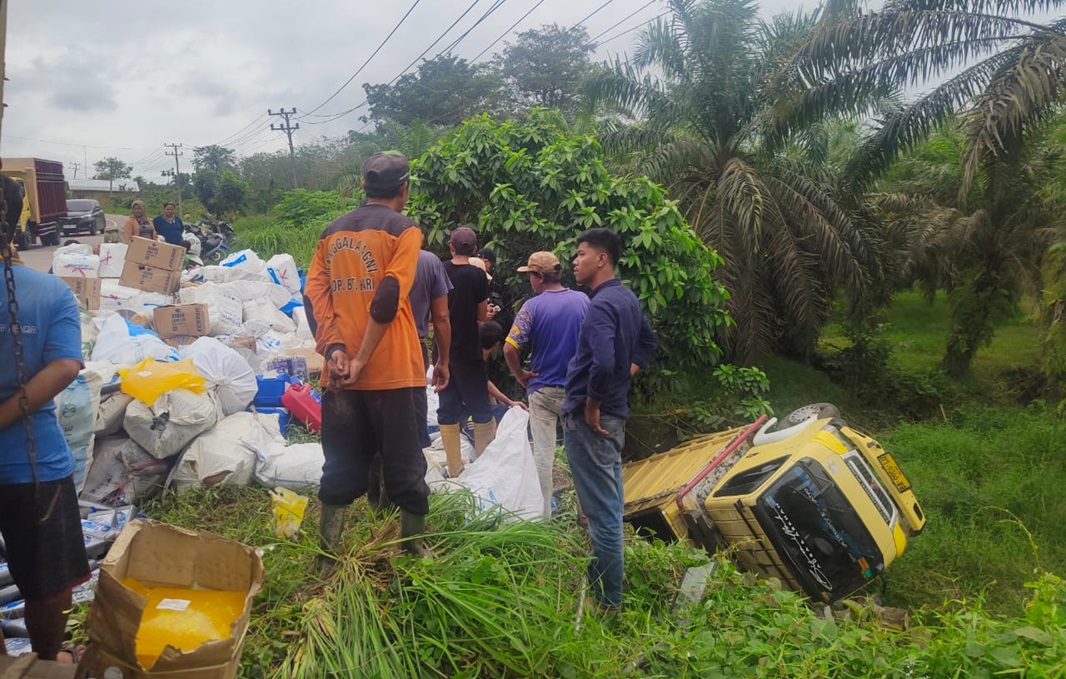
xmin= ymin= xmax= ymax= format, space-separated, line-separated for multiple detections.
xmin=361 ymin=151 xmax=410 ymax=197
xmin=450 ymin=226 xmax=478 ymax=255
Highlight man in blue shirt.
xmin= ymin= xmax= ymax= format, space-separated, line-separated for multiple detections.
xmin=504 ymin=251 xmax=589 ymax=517
xmin=563 ymin=228 xmax=656 ymax=611
xmin=0 ymin=239 xmax=89 ymax=661
xmin=152 ymin=201 xmax=185 ymax=246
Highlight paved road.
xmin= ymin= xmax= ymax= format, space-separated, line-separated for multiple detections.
xmin=18 ymin=214 xmax=122 ymax=272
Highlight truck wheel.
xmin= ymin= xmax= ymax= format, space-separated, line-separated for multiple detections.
xmin=780 ymin=403 xmax=840 ymax=427
xmin=43 ymin=232 xmax=60 ymax=247
xmin=16 ymin=229 xmax=31 ymax=250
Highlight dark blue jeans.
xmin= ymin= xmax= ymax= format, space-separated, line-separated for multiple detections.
xmin=563 ymin=411 xmax=626 ymax=609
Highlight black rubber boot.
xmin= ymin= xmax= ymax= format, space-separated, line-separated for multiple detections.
xmin=399 ymin=509 xmax=430 ymax=558
xmin=317 ymin=504 xmax=348 ymax=575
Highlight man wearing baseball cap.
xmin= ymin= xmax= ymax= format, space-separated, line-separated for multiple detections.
xmin=304 ymin=151 xmax=431 ymax=565
xmin=437 ymin=226 xmax=494 ymax=477
xmin=503 ymin=251 xmax=589 ymax=516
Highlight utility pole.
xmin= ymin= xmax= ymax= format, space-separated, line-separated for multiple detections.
xmin=165 ymin=142 xmax=183 ymax=216
xmin=68 ymin=161 xmax=80 ymax=179
xmin=269 ymin=108 xmax=300 ymax=189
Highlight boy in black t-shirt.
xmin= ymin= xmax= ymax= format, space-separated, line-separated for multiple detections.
xmin=437 ymin=226 xmax=495 ymax=477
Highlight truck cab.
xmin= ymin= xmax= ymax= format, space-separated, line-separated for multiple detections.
xmin=622 ymin=408 xmax=926 ymax=603
xmin=0 ymin=157 xmax=65 ymax=247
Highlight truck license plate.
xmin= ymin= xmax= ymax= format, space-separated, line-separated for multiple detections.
xmin=877 ymin=453 xmax=911 ymax=493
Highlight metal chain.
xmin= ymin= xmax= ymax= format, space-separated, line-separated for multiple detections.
xmin=0 ymin=192 xmax=48 ymax=522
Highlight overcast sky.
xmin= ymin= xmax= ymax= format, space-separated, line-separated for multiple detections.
xmin=2 ymin=0 xmax=812 ymax=179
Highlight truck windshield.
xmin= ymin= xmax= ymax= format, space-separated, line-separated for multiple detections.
xmin=67 ymin=200 xmax=93 ymax=212
xmin=753 ymin=459 xmax=884 ymax=602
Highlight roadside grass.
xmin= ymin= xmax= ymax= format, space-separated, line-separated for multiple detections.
xmin=138 ymin=486 xmax=1066 ymax=677
xmin=231 ymin=214 xmax=330 ymax=270
xmin=878 ymin=405 xmax=1066 ymax=616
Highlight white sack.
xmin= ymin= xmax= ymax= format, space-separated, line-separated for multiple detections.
xmin=55 ymin=242 xmax=93 ymax=257
xmin=92 ymin=314 xmax=178 ymax=364
xmin=124 ymin=388 xmax=221 ymax=459
xmin=243 ymin=300 xmax=297 ymax=334
xmin=429 ymin=408 xmax=543 ymax=520
xmin=266 ymin=254 xmax=301 ymax=297
xmin=219 ymin=249 xmax=270 ymax=282
xmin=255 ymin=442 xmax=324 ymax=490
xmin=178 ymin=283 xmax=244 ymax=336
xmin=53 ymin=252 xmax=100 ymax=278
xmin=172 ymin=411 xmax=284 ymax=490
xmin=215 ymin=280 xmax=291 ymax=309
xmin=55 ymin=371 xmax=102 ymax=493
xmin=292 ymin=306 xmax=313 ymax=341
xmin=80 ymin=308 xmax=97 ymax=360
xmin=99 ymin=280 xmax=141 ymax=310
xmin=82 ymin=436 xmax=167 ymax=505
xmin=96 ymin=393 xmax=133 ymax=437
xmin=178 ymin=337 xmax=257 ymax=416
xmin=97 ymin=243 xmax=128 ymax=278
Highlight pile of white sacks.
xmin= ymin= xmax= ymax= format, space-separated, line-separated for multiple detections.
xmin=56 ymin=243 xmax=324 ymax=505
xmin=57 ymin=241 xmax=545 ymax=520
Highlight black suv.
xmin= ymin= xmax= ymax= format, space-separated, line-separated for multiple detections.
xmin=61 ymin=199 xmax=106 ymax=236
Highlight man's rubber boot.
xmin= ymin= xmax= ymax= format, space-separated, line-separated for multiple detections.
xmin=317 ymin=504 xmax=347 ymax=575
xmin=473 ymin=420 xmax=497 ymax=458
xmin=400 ymin=509 xmax=430 ymax=558
xmin=441 ymin=423 xmax=463 ymax=478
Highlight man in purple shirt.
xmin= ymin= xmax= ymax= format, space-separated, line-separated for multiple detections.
xmin=503 ymin=251 xmax=589 ymax=517
xmin=563 ymin=228 xmax=656 ymax=611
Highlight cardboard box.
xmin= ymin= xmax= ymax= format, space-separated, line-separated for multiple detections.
xmin=126 ymin=237 xmax=186 ymax=272
xmin=76 ymin=520 xmax=264 ymax=679
xmin=153 ymin=304 xmax=210 ymax=340
xmin=120 ymin=261 xmax=181 ymax=295
xmin=277 ymin=347 xmax=323 ymax=380
xmin=0 ymin=654 xmax=77 ymax=678
xmin=61 ymin=276 xmax=101 ymax=311
xmin=227 ymin=336 xmax=257 ymax=353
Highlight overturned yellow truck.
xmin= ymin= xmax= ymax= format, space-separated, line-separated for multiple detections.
xmin=622 ymin=404 xmax=926 ymax=603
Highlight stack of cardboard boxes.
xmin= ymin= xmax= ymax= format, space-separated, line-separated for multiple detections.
xmin=119 ymin=237 xmax=184 ymax=295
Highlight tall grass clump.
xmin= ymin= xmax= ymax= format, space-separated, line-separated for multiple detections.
xmin=232 ymin=190 xmax=357 ymax=269
xmin=880 ymin=405 xmax=1066 ymax=614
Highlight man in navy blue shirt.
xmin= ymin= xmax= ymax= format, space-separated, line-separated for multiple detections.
xmin=563 ymin=228 xmax=655 ymax=611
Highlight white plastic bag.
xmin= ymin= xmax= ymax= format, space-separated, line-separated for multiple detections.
xmin=266 ymin=254 xmax=301 ymax=297
xmin=172 ymin=412 xmax=284 ymax=490
xmin=243 ymin=300 xmax=297 ymax=334
xmin=53 ymin=252 xmax=100 ymax=278
xmin=292 ymin=306 xmax=313 ymax=341
xmin=55 ymin=242 xmax=93 ymax=257
xmin=80 ymin=308 xmax=97 ymax=360
xmin=219 ymin=249 xmax=269 ymax=282
xmin=124 ymin=388 xmax=221 ymax=459
xmin=91 ymin=314 xmax=178 ymax=364
xmin=82 ymin=436 xmax=167 ymax=504
xmin=177 ymin=283 xmax=245 ymax=336
xmin=216 ymin=280 xmax=291 ymax=309
xmin=182 ymin=232 xmax=202 ymax=256
xmin=99 ymin=280 xmax=141 ymax=310
xmin=255 ymin=442 xmax=324 ymax=490
xmin=97 ymin=243 xmax=128 ymax=279
xmin=429 ymin=408 xmax=543 ymax=520
xmin=178 ymin=337 xmax=257 ymax=416
xmin=55 ymin=371 xmax=102 ymax=493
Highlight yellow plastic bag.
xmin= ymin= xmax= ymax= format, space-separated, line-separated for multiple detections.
xmin=270 ymin=487 xmax=308 ymax=539
xmin=119 ymin=358 xmax=206 ymax=404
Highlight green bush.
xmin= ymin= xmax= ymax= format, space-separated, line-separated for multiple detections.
xmin=273 ymin=189 xmax=356 ymax=225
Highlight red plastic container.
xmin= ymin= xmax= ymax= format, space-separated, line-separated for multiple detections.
xmin=281 ymin=382 xmax=322 ymax=432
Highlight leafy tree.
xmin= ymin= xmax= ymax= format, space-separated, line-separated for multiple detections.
xmin=192 ymin=145 xmax=236 ymax=174
xmin=585 ymin=0 xmax=882 ymax=363
xmin=93 ymin=156 xmax=132 ymax=193
xmin=362 ymin=55 xmax=505 ymax=127
xmin=407 ymin=109 xmax=731 ymax=382
xmin=213 ymin=170 xmax=250 ymax=218
xmin=497 ymin=24 xmax=597 ymax=118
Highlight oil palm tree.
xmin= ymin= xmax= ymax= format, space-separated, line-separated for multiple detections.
xmin=586 ymin=0 xmax=883 ymax=364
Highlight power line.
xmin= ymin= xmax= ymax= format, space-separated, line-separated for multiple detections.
xmin=575 ymin=0 xmax=619 ymax=28
xmin=208 ymin=112 xmax=270 ymax=147
xmin=301 ymin=0 xmax=491 ymax=125
xmin=590 ymin=0 xmax=657 ymax=43
xmin=440 ymin=0 xmax=512 ymax=56
xmin=302 ymin=0 xmax=425 ymax=117
xmin=598 ymin=9 xmax=671 ymax=46
xmin=470 ymin=0 xmax=546 ymax=62
xmin=164 ymin=143 xmax=184 ymax=215
xmin=0 ymin=133 xmax=156 ymax=151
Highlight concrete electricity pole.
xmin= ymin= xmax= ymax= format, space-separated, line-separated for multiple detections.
xmin=165 ymin=142 xmax=184 ymax=216
xmin=269 ymin=108 xmax=300 ymax=189
xmin=69 ymin=161 xmax=80 ymax=179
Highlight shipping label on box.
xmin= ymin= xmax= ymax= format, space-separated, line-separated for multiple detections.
xmin=126 ymin=236 xmax=185 ymax=272
xmin=60 ymin=276 xmax=101 ymax=310
xmin=119 ymin=261 xmax=180 ymax=294
xmin=153 ymin=304 xmax=210 ymax=339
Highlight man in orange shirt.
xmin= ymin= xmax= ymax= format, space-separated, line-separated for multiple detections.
xmin=304 ymin=151 xmax=430 ymax=564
